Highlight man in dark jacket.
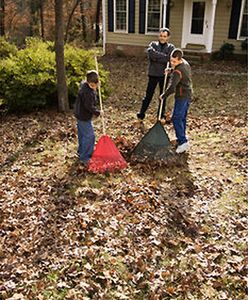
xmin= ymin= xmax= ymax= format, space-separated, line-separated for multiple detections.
xmin=160 ymin=48 xmax=192 ymax=154
xmin=74 ymin=70 xmax=102 ymax=165
xmin=137 ymin=27 xmax=175 ymax=121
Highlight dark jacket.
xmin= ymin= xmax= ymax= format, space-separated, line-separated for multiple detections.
xmin=162 ymin=59 xmax=192 ymax=100
xmin=147 ymin=41 xmax=175 ymax=77
xmin=74 ymin=81 xmax=100 ymax=121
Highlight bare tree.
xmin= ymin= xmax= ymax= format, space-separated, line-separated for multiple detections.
xmin=55 ymin=0 xmax=69 ymax=112
xmin=40 ymin=0 xmax=44 ymax=39
xmin=79 ymin=0 xmax=87 ymax=41
xmin=0 ymin=0 xmax=5 ymax=36
xmin=30 ymin=0 xmax=40 ymax=35
xmin=64 ymin=0 xmax=80 ymax=43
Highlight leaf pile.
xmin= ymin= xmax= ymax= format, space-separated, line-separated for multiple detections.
xmin=0 ymin=58 xmax=247 ymax=299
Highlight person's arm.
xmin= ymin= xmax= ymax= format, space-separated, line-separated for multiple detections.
xmin=147 ymin=42 xmax=169 ymax=63
xmin=161 ymin=70 xmax=181 ymax=99
xmin=83 ymin=92 xmax=100 ymax=117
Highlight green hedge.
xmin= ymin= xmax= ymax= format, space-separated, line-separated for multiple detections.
xmin=0 ymin=37 xmax=18 ymax=59
xmin=0 ymin=38 xmax=109 ymax=112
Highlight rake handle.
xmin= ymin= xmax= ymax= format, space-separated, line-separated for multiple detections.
xmin=95 ymin=56 xmax=106 ymax=135
xmin=158 ymin=62 xmax=170 ymax=121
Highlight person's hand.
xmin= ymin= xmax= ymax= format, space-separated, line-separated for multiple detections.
xmin=100 ymin=110 xmax=104 ymax=116
xmin=164 ymin=68 xmax=171 ymax=75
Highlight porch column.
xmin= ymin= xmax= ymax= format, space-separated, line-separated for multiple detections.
xmin=163 ymin=0 xmax=168 ymax=28
xmin=207 ymin=0 xmax=217 ymax=52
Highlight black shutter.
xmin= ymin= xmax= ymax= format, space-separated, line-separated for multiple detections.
xmin=128 ymin=0 xmax=135 ymax=33
xmin=108 ymin=0 xmax=114 ymax=32
xmin=228 ymin=0 xmax=242 ymax=39
xmin=166 ymin=0 xmax=170 ymax=28
xmin=139 ymin=0 xmax=146 ymax=33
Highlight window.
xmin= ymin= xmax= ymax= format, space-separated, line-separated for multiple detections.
xmin=191 ymin=2 xmax=205 ymax=34
xmin=114 ymin=0 xmax=128 ymax=32
xmin=239 ymin=0 xmax=248 ymax=38
xmin=146 ymin=0 xmax=162 ymax=33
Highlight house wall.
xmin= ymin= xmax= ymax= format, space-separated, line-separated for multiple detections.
xmin=105 ymin=0 xmax=184 ymax=55
xmin=106 ymin=1 xmax=156 ymax=52
xmin=213 ymin=0 xmax=243 ymax=51
xmin=168 ymin=0 xmax=184 ymax=48
xmin=105 ymin=0 xmax=244 ymax=56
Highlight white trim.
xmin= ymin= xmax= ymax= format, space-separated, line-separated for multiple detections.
xmin=145 ymin=0 xmax=163 ymax=34
xmin=163 ymin=0 xmax=168 ymax=28
xmin=181 ymin=0 xmax=189 ymax=49
xmin=114 ymin=0 xmax=128 ymax=33
xmin=237 ymin=0 xmax=248 ymax=40
xmin=206 ymin=0 xmax=217 ymax=53
xmin=181 ymin=0 xmax=216 ymax=53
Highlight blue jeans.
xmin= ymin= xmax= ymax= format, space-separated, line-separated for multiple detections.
xmin=77 ymin=120 xmax=95 ymax=162
xmin=172 ymin=98 xmax=190 ymax=145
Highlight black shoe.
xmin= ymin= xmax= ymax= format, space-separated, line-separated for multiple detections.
xmin=137 ymin=112 xmax=145 ymax=120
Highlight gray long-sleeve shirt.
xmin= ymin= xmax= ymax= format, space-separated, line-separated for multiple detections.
xmin=147 ymin=41 xmax=175 ymax=77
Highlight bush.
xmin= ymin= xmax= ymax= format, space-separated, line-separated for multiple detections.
xmin=0 ymin=37 xmax=18 ymax=59
xmin=64 ymin=45 xmax=109 ymax=106
xmin=241 ymin=39 xmax=248 ymax=51
xmin=0 ymin=38 xmax=109 ymax=112
xmin=0 ymin=38 xmax=56 ymax=111
xmin=211 ymin=42 xmax=235 ymax=60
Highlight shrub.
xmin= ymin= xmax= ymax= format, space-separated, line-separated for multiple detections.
xmin=241 ymin=39 xmax=248 ymax=51
xmin=211 ymin=42 xmax=235 ymax=60
xmin=0 ymin=38 xmax=109 ymax=112
xmin=64 ymin=45 xmax=109 ymax=106
xmin=0 ymin=38 xmax=56 ymax=111
xmin=0 ymin=37 xmax=18 ymax=59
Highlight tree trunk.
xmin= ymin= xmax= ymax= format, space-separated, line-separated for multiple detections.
xmin=40 ymin=0 xmax=45 ymax=39
xmin=30 ymin=0 xmax=40 ymax=36
xmin=79 ymin=0 xmax=86 ymax=41
xmin=0 ymin=0 xmax=5 ymax=36
xmin=95 ymin=0 xmax=101 ymax=43
xmin=64 ymin=0 xmax=80 ymax=43
xmin=55 ymin=0 xmax=69 ymax=112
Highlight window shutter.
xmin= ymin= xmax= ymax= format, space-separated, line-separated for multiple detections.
xmin=108 ymin=0 xmax=114 ymax=32
xmin=128 ymin=0 xmax=135 ymax=33
xmin=139 ymin=0 xmax=146 ymax=33
xmin=228 ymin=0 xmax=242 ymax=39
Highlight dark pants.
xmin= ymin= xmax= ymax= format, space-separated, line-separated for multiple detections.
xmin=172 ymin=98 xmax=190 ymax=145
xmin=138 ymin=75 xmax=167 ymax=119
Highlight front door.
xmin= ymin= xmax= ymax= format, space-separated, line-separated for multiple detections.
xmin=181 ymin=0 xmax=212 ymax=51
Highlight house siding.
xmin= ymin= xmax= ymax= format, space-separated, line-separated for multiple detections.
xmin=105 ymin=0 xmax=245 ymax=55
xmin=106 ymin=0 xmax=158 ymax=49
xmin=168 ymin=0 xmax=184 ymax=48
xmin=105 ymin=0 xmax=181 ymax=55
xmin=213 ymin=0 xmax=243 ymax=51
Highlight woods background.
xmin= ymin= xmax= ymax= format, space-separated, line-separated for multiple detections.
xmin=0 ymin=0 xmax=102 ymax=45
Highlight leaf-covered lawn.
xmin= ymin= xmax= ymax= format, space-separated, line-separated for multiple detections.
xmin=0 ymin=57 xmax=247 ymax=300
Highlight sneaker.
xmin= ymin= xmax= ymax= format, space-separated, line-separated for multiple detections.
xmin=176 ymin=142 xmax=190 ymax=154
